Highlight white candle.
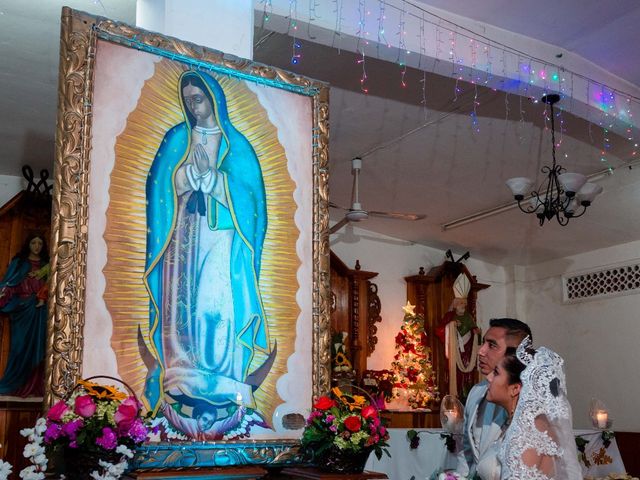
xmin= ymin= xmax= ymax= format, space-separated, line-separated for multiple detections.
xmin=444 ymin=409 xmax=458 ymax=425
xmin=596 ymin=411 xmax=608 ymax=429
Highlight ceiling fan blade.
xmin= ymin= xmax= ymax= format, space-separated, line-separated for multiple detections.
xmin=368 ymin=210 xmax=427 ymax=221
xmin=329 ymin=217 xmax=350 ymax=234
xmin=329 ymin=201 xmax=349 ymax=211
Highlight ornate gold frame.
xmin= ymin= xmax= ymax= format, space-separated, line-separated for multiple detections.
xmin=46 ymin=7 xmax=330 ymax=467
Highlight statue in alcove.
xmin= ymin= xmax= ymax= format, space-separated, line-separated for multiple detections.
xmin=435 ymin=273 xmax=481 ymax=402
xmin=0 ymin=234 xmax=50 ymax=397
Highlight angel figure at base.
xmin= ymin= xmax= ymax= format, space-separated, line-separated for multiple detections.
xmin=435 ymin=273 xmax=481 ymax=401
xmin=486 ymin=338 xmax=582 ymax=480
xmin=161 ymin=402 xmax=247 ymax=441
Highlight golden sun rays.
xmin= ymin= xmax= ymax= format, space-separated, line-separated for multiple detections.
xmin=104 ymin=58 xmax=300 ymax=426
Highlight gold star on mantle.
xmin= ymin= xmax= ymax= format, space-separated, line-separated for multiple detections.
xmin=402 ymin=301 xmax=416 ymax=316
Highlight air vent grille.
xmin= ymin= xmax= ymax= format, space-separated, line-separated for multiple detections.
xmin=564 ymin=263 xmax=640 ymax=302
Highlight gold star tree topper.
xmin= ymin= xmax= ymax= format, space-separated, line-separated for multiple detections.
xmin=402 ymin=301 xmax=416 ymax=316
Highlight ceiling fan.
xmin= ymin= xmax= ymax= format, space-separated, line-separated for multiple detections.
xmin=329 ymin=157 xmax=427 ymax=234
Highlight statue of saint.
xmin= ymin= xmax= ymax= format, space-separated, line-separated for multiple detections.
xmin=435 ymin=273 xmax=481 ymax=401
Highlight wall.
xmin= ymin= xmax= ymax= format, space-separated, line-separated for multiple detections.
xmin=0 ymin=175 xmax=24 ymax=208
xmin=331 ymin=225 xmax=510 ymax=370
xmin=513 ymin=239 xmax=640 ymax=431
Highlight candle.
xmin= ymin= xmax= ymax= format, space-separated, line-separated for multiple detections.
xmin=444 ymin=409 xmax=458 ymax=425
xmin=596 ymin=411 xmax=608 ymax=429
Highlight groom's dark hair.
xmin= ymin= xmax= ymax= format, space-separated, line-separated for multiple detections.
xmin=489 ymin=318 xmax=532 ymax=346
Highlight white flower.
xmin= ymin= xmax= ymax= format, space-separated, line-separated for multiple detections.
xmin=34 ymin=418 xmax=47 ymax=435
xmin=0 ymin=459 xmax=13 ymax=479
xmin=32 ymin=454 xmax=47 ymax=467
xmin=115 ymin=445 xmax=134 ymax=459
xmin=18 ymin=465 xmax=45 ymax=480
xmin=19 ymin=428 xmax=34 ymax=438
xmin=22 ymin=443 xmax=44 ymax=458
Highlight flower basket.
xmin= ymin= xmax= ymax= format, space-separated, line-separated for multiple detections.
xmin=11 ymin=375 xmax=152 ymax=480
xmin=301 ymin=386 xmax=390 ymax=474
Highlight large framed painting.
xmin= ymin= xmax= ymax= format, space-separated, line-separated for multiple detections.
xmin=46 ymin=8 xmax=330 ymax=468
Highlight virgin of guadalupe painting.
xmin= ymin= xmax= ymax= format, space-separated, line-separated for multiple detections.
xmin=72 ymin=35 xmax=322 ymax=447
xmin=143 ymin=70 xmax=275 ymax=438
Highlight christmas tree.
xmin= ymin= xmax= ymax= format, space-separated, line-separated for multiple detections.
xmin=391 ymin=302 xmax=439 ymax=409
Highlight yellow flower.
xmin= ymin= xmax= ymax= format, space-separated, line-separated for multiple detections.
xmin=77 ymin=380 xmax=127 ymax=401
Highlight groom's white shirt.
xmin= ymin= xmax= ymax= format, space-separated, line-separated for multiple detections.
xmin=459 ymin=380 xmax=508 ymax=477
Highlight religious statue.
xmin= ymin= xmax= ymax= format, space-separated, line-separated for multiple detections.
xmin=435 ymin=273 xmax=481 ymax=401
xmin=142 ymin=70 xmax=274 ymax=437
xmin=0 ymin=234 xmax=49 ymax=397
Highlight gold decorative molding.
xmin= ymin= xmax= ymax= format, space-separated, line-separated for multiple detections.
xmin=45 ymin=6 xmax=331 ymax=430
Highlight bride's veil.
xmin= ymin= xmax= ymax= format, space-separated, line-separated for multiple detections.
xmin=499 ymin=337 xmax=582 ymax=479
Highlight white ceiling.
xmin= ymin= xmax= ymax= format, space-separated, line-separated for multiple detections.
xmin=1 ymin=0 xmax=639 ymax=266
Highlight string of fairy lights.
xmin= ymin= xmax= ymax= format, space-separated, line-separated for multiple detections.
xmin=258 ymin=0 xmax=639 ymax=164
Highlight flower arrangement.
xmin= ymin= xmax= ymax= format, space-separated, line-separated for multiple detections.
xmin=0 ymin=377 xmax=151 ymax=480
xmin=301 ymin=387 xmax=390 ymax=473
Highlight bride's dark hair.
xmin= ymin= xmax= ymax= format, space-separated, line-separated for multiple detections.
xmin=503 ymin=347 xmax=527 ymax=385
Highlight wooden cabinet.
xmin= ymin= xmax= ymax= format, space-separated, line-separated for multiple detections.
xmin=329 ymin=252 xmax=381 ymax=383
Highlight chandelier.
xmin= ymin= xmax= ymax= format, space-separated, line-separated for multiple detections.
xmin=506 ymin=94 xmax=603 ymax=226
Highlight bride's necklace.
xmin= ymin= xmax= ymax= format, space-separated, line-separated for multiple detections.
xmin=194 ymin=125 xmax=220 ymax=145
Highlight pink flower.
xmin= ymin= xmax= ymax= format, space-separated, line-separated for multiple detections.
xmin=378 ymin=426 xmax=387 ymax=437
xmin=114 ymin=396 xmax=139 ymax=432
xmin=74 ymin=395 xmax=96 ymax=418
xmin=361 ymin=405 xmax=378 ymax=419
xmin=62 ymin=419 xmax=83 ymax=440
xmin=44 ymin=423 xmax=62 ymax=443
xmin=127 ymin=419 xmax=149 ymax=443
xmin=96 ymin=427 xmax=118 ymax=450
xmin=47 ymin=400 xmax=68 ymax=422
xmin=325 ymin=414 xmax=336 ymax=424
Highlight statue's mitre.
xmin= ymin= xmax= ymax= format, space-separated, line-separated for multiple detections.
xmin=453 ymin=273 xmax=471 ymax=299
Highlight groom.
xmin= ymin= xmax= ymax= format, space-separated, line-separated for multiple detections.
xmin=457 ymin=318 xmax=532 ymax=478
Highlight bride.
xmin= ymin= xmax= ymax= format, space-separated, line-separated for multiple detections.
xmin=485 ymin=338 xmax=582 ymax=479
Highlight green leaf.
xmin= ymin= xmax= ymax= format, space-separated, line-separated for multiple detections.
xmin=406 ymin=429 xmax=418 ymax=441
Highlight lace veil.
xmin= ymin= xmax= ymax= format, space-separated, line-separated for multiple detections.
xmin=499 ymin=337 xmax=582 ymax=479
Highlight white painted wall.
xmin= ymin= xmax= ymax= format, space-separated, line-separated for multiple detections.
xmin=512 ymin=240 xmax=640 ymax=431
xmin=0 ymin=174 xmax=24 ymax=208
xmin=330 ymin=225 xmax=510 ymax=370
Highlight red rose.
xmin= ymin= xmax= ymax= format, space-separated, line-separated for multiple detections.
xmin=114 ymin=396 xmax=139 ymax=432
xmin=313 ymin=396 xmax=335 ymax=410
xmin=47 ymin=400 xmax=69 ymax=422
xmin=74 ymin=395 xmax=97 ymax=418
xmin=361 ymin=405 xmax=377 ymax=419
xmin=344 ymin=415 xmax=362 ymax=432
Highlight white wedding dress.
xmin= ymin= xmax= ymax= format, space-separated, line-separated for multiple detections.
xmin=498 ymin=338 xmax=582 ymax=480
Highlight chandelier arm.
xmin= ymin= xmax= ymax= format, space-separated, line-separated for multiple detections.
xmin=568 ymin=205 xmax=589 ymax=218
xmin=517 ymin=192 xmax=544 ymax=214
xmin=557 ymin=212 xmax=570 ymax=226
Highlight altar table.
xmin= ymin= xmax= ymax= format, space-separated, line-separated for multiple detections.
xmin=365 ymin=428 xmax=627 ymax=480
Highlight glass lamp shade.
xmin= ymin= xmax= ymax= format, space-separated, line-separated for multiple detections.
xmin=506 ymin=177 xmax=534 ymax=197
xmin=558 ymin=172 xmax=587 ymax=195
xmin=577 ymin=182 xmax=603 ymax=204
